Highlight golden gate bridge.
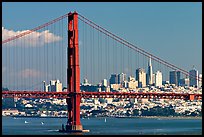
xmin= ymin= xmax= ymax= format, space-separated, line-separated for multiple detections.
xmin=2 ymin=11 xmax=202 ymax=133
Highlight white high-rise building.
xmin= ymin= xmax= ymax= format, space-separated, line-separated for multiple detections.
xmin=136 ymin=68 xmax=146 ymax=88
xmin=189 ymin=67 xmax=199 ymax=87
xmin=127 ymin=76 xmax=138 ymax=89
xmin=198 ymin=74 xmax=202 ymax=88
xmin=155 ymin=71 xmax=162 ymax=87
xmin=147 ymin=56 xmax=153 ymax=85
xmin=55 ymin=80 xmax=63 ymax=92
xmin=102 ymin=79 xmax=108 ymax=87
xmin=43 ymin=80 xmax=62 ymax=92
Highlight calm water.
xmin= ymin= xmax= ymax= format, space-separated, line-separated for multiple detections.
xmin=2 ymin=116 xmax=202 ymax=135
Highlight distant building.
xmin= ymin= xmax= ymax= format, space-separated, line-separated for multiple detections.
xmin=118 ymin=73 xmax=126 ymax=84
xmin=43 ymin=80 xmax=62 ymax=92
xmin=82 ymin=78 xmax=91 ymax=86
xmin=155 ymin=71 xmax=162 ymax=87
xmin=147 ymin=56 xmax=153 ymax=85
xmin=109 ymin=74 xmax=119 ymax=85
xmin=122 ymin=80 xmax=128 ymax=88
xmin=189 ymin=68 xmax=199 ymax=87
xmin=180 ymin=77 xmax=189 ymax=87
xmin=136 ymin=68 xmax=146 ymax=88
xmin=169 ymin=71 xmax=181 ymax=86
xmin=152 ymin=73 xmax=155 ymax=85
xmin=80 ymin=85 xmax=100 ymax=92
xmin=55 ymin=80 xmax=63 ymax=92
xmin=198 ymin=74 xmax=202 ymax=88
xmin=102 ymin=79 xmax=108 ymax=87
xmin=127 ymin=76 xmax=138 ymax=89
xmin=2 ymin=98 xmax=16 ymax=109
xmin=110 ymin=84 xmax=121 ymax=91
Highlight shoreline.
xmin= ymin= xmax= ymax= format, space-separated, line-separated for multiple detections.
xmin=3 ymin=115 xmax=202 ymax=119
xmin=135 ymin=116 xmax=202 ymax=119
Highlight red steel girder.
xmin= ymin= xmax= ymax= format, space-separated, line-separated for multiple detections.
xmin=2 ymin=91 xmax=202 ymax=101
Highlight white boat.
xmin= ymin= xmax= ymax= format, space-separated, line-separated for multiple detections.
xmin=41 ymin=122 xmax=44 ymax=125
xmin=104 ymin=118 xmax=106 ymax=122
xmin=25 ymin=121 xmax=29 ymax=124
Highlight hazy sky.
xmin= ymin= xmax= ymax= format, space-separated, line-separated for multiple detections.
xmin=2 ymin=2 xmax=202 ymax=89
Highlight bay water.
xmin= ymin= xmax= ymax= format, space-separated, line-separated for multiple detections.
xmin=2 ymin=116 xmax=202 ymax=135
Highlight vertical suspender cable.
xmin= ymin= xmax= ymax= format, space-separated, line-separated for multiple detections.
xmin=62 ymin=18 xmax=64 ymax=87
xmin=82 ymin=17 xmax=85 ymax=84
xmin=43 ymin=27 xmax=46 ymax=90
xmin=93 ymin=26 xmax=95 ymax=84
xmin=54 ymin=23 xmax=56 ymax=80
xmin=52 ymin=24 xmax=54 ymax=82
xmin=46 ymin=25 xmax=49 ymax=87
xmin=97 ymin=25 xmax=100 ymax=84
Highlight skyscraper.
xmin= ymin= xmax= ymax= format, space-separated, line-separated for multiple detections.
xmin=189 ymin=68 xmax=199 ymax=87
xmin=118 ymin=73 xmax=126 ymax=84
xmin=136 ymin=68 xmax=146 ymax=88
xmin=102 ymin=79 xmax=108 ymax=87
xmin=109 ymin=74 xmax=119 ymax=85
xmin=155 ymin=71 xmax=162 ymax=87
xmin=43 ymin=79 xmax=63 ymax=92
xmin=198 ymin=74 xmax=202 ymax=88
xmin=169 ymin=71 xmax=181 ymax=86
xmin=147 ymin=56 xmax=153 ymax=85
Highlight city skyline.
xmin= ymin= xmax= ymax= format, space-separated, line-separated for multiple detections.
xmin=2 ymin=2 xmax=202 ymax=89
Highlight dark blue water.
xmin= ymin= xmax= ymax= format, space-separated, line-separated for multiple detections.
xmin=2 ymin=116 xmax=202 ymax=135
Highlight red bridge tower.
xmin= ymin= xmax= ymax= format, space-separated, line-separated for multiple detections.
xmin=61 ymin=11 xmax=83 ymax=132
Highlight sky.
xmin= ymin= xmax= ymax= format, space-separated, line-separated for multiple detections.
xmin=2 ymin=2 xmax=202 ymax=89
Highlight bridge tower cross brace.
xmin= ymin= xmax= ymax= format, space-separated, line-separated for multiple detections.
xmin=66 ymin=11 xmax=83 ymax=131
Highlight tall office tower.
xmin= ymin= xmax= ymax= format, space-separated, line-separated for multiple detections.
xmin=198 ymin=74 xmax=202 ymax=88
xmin=55 ymin=79 xmax=62 ymax=92
xmin=44 ymin=79 xmax=63 ymax=92
xmin=49 ymin=80 xmax=57 ymax=92
xmin=180 ymin=77 xmax=189 ymax=87
xmin=155 ymin=71 xmax=162 ymax=87
xmin=118 ymin=73 xmax=126 ymax=84
xmin=42 ymin=81 xmax=48 ymax=91
xmin=109 ymin=74 xmax=119 ymax=85
xmin=136 ymin=68 xmax=146 ymax=88
xmin=102 ymin=79 xmax=108 ymax=87
xmin=147 ymin=56 xmax=153 ymax=85
xmin=189 ymin=67 xmax=199 ymax=87
xmin=169 ymin=71 xmax=181 ymax=86
xmin=152 ymin=73 xmax=155 ymax=85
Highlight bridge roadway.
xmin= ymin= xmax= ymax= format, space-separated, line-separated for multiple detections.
xmin=2 ymin=91 xmax=202 ymax=101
